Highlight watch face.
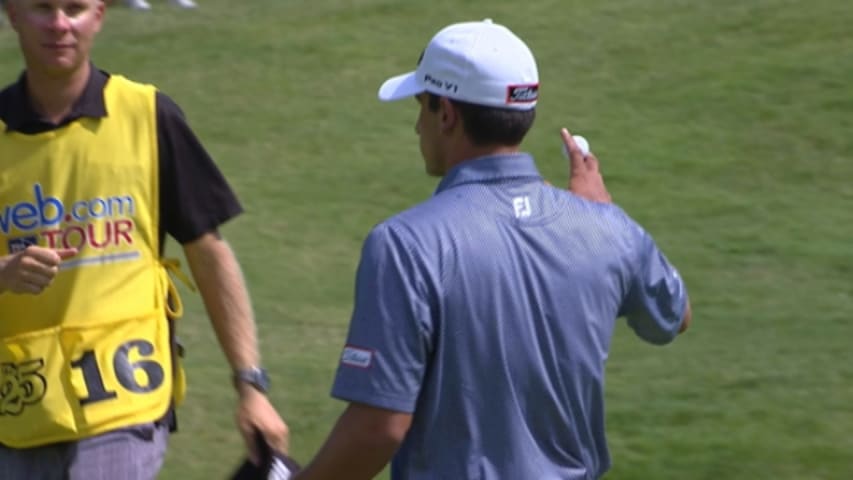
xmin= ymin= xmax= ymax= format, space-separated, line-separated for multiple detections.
xmin=237 ymin=368 xmax=270 ymax=392
xmin=255 ymin=369 xmax=270 ymax=390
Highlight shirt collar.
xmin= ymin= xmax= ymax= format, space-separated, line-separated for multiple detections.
xmin=3 ymin=64 xmax=109 ymax=133
xmin=434 ymin=152 xmax=542 ymax=195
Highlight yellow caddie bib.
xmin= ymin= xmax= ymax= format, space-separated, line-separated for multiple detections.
xmin=0 ymin=75 xmax=185 ymax=448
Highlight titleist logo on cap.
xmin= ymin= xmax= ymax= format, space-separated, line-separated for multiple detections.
xmin=507 ymin=84 xmax=539 ymax=104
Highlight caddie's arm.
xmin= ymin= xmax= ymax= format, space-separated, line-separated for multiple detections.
xmin=183 ymin=232 xmax=258 ymax=373
xmin=294 ymin=402 xmax=412 ymax=480
xmin=183 ymin=231 xmax=289 ymax=460
xmin=0 ymin=246 xmax=77 ymax=295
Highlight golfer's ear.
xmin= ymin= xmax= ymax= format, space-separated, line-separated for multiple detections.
xmin=439 ymin=97 xmax=458 ymax=133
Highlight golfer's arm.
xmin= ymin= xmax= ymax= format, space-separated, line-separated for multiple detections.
xmin=183 ymin=232 xmax=259 ymax=372
xmin=295 ymin=403 xmax=412 ymax=480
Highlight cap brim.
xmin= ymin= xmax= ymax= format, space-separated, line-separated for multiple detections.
xmin=378 ymin=71 xmax=422 ymax=102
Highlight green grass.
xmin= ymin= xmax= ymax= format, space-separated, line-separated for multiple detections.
xmin=2 ymin=0 xmax=852 ymax=478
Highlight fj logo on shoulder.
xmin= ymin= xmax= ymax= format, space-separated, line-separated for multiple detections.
xmin=513 ymin=196 xmax=532 ymax=219
xmin=341 ymin=346 xmax=373 ymax=369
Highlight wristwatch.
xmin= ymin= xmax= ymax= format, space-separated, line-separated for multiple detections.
xmin=233 ymin=366 xmax=270 ymax=394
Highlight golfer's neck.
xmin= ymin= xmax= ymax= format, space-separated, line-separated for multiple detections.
xmin=25 ymin=62 xmax=91 ymax=125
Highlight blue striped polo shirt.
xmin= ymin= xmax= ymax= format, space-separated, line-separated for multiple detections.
xmin=331 ymin=152 xmax=687 ymax=479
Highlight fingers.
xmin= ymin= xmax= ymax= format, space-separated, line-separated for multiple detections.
xmin=235 ymin=415 xmax=262 ymax=465
xmin=56 ymin=248 xmax=79 ymax=260
xmin=24 ymin=246 xmax=64 ymax=267
xmin=261 ymin=423 xmax=289 ymax=457
xmin=17 ymin=280 xmax=51 ymax=295
xmin=19 ymin=256 xmax=60 ymax=280
xmin=240 ymin=420 xmax=288 ymax=465
xmin=254 ymin=401 xmax=289 ymax=454
xmin=24 ymin=246 xmax=77 ymax=268
xmin=2 ymin=276 xmax=52 ymax=295
xmin=237 ymin=394 xmax=290 ymax=465
xmin=242 ymin=428 xmax=261 ymax=466
xmin=564 ymin=136 xmax=612 ymax=204
xmin=585 ymin=152 xmax=601 ymax=173
xmin=560 ymin=128 xmax=587 ymax=175
xmin=21 ymin=247 xmax=67 ymax=281
xmin=0 ymin=246 xmax=75 ymax=294
xmin=20 ymin=269 xmax=54 ymax=288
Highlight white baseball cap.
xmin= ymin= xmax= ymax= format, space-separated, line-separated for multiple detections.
xmin=378 ymin=19 xmax=539 ymax=111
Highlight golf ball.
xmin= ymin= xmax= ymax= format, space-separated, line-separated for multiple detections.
xmin=563 ymin=135 xmax=590 ymax=158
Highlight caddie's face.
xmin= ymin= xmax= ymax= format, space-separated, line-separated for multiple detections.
xmin=414 ymin=93 xmax=445 ymax=176
xmin=7 ymin=0 xmax=105 ymax=76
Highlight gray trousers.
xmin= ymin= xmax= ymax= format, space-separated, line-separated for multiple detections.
xmin=0 ymin=423 xmax=169 ymax=480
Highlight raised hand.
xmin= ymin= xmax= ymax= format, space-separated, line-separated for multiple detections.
xmin=561 ymin=128 xmax=612 ymax=203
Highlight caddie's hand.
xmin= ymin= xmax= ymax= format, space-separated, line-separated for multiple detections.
xmin=562 ymin=128 xmax=612 ymax=203
xmin=0 ymin=246 xmax=78 ymax=294
xmin=236 ymin=388 xmax=289 ymax=465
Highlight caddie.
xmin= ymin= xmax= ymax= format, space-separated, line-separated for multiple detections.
xmin=0 ymin=1 xmax=288 ymax=478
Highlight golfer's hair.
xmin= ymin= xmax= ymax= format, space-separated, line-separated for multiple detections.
xmin=426 ymin=93 xmax=535 ymax=147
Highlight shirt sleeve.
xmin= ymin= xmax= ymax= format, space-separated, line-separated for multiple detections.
xmin=156 ymin=92 xmax=243 ymax=247
xmin=330 ymin=222 xmax=434 ymax=413
xmin=618 ymin=223 xmax=688 ymax=345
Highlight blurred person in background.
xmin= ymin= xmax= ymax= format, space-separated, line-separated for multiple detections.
xmin=0 ymin=1 xmax=287 ymax=478
xmin=125 ymin=0 xmax=196 ymax=11
xmin=294 ymin=19 xmax=691 ymax=480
